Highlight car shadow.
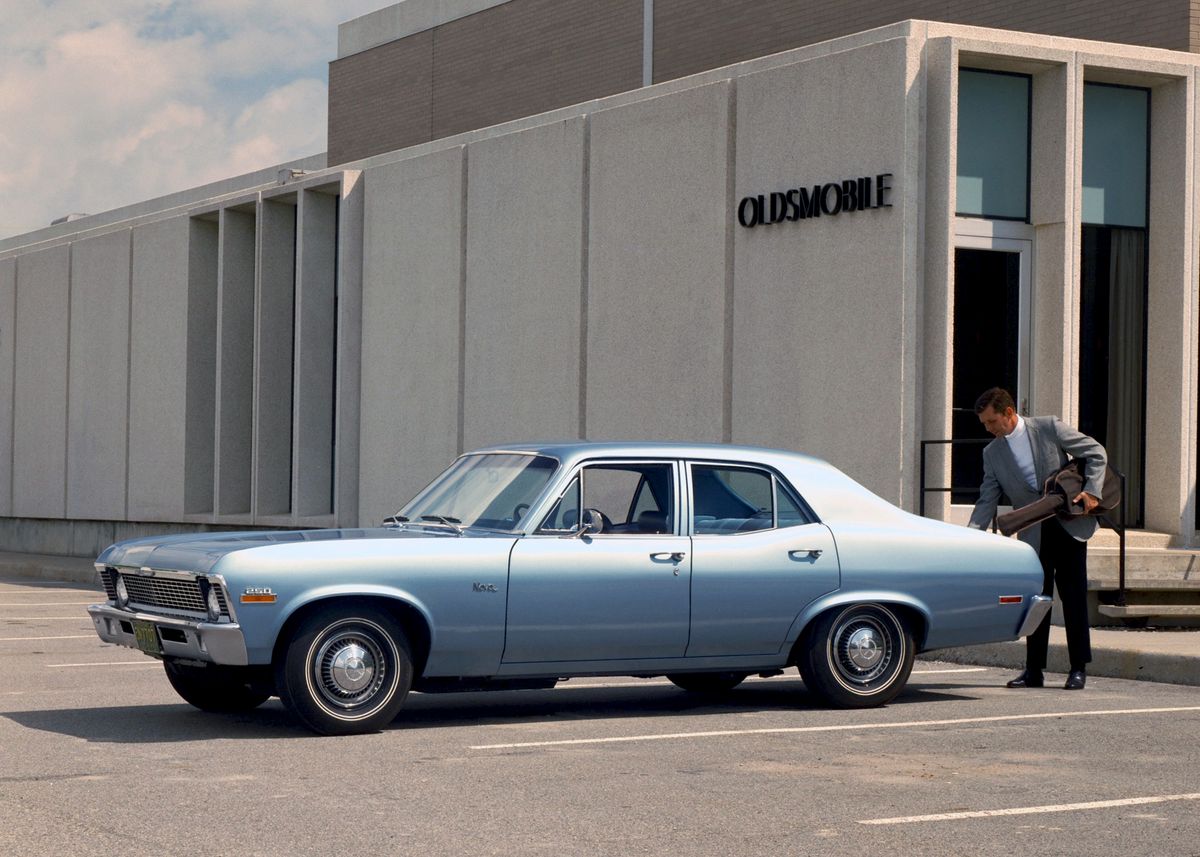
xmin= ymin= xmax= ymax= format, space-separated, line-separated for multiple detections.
xmin=1 ymin=679 xmax=982 ymax=743
xmin=385 ymin=678 xmax=977 ymax=731
xmin=2 ymin=702 xmax=306 ymax=743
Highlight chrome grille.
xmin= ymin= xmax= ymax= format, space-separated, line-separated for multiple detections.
xmin=106 ymin=568 xmax=230 ymax=619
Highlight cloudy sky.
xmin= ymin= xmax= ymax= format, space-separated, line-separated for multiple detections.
xmin=0 ymin=0 xmax=387 ymax=240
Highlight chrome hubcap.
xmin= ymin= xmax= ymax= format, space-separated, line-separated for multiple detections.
xmin=831 ymin=610 xmax=896 ymax=689
xmin=845 ymin=627 xmax=881 ymax=670
xmin=329 ymin=643 xmax=374 ymax=693
xmin=312 ymin=626 xmax=389 ymax=712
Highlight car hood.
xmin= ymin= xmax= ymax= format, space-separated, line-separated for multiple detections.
xmin=96 ymin=526 xmax=473 ymax=575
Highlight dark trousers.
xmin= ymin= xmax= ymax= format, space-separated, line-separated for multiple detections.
xmin=1026 ymin=517 xmax=1092 ymax=672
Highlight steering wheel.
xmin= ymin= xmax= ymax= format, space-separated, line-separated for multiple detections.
xmin=512 ymin=503 xmax=530 ymax=523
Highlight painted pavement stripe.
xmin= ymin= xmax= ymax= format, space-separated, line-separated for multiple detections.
xmin=468 ymin=705 xmax=1200 ymax=750
xmin=859 ymin=793 xmax=1200 ymax=825
xmin=47 ymin=661 xmax=158 ymax=668
xmin=0 ymin=634 xmax=96 ymax=641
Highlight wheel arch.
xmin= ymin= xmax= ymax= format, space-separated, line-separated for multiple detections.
xmin=786 ymin=592 xmax=930 ymax=666
xmin=270 ymin=592 xmax=434 ymax=679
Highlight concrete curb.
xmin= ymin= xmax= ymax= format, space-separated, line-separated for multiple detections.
xmin=0 ymin=554 xmax=100 ymax=587
xmin=922 ymin=640 xmax=1200 ymax=688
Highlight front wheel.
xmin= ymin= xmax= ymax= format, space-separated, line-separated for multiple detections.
xmin=666 ymin=672 xmax=747 ymax=694
xmin=163 ymin=661 xmax=273 ymax=712
xmin=276 ymin=605 xmax=413 ymax=735
xmin=796 ymin=603 xmax=914 ymax=708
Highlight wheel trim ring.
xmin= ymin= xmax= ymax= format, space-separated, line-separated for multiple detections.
xmin=305 ymin=619 xmax=400 ymax=720
xmin=825 ymin=605 xmax=905 ymax=696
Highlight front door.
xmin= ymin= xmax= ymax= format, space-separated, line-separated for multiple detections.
xmin=951 ymin=225 xmax=1032 ymax=505
xmin=503 ymin=461 xmax=691 ymax=664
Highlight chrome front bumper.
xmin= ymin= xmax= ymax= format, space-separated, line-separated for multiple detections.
xmin=1016 ymin=594 xmax=1053 ymax=637
xmin=87 ymin=604 xmax=249 ymax=666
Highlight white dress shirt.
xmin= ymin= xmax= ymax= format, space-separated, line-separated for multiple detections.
xmin=1004 ymin=415 xmax=1038 ymax=491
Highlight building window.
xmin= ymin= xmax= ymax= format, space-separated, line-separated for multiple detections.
xmin=956 ymin=69 xmax=1031 ymax=221
xmin=1082 ymin=84 xmax=1149 ymax=228
xmin=1079 ymin=83 xmax=1150 ymax=528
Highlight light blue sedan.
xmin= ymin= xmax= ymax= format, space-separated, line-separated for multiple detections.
xmin=88 ymin=442 xmax=1048 ymax=735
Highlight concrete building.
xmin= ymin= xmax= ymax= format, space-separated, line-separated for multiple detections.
xmin=1 ymin=3 xmax=1197 ymax=587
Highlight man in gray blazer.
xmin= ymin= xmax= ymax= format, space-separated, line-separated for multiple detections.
xmin=968 ymin=387 xmax=1108 ymax=690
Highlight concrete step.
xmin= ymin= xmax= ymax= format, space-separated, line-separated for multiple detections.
xmin=1098 ymin=605 xmax=1200 ymax=619
xmin=1091 ymin=528 xmax=1178 ymax=550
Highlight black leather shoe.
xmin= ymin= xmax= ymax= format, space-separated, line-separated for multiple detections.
xmin=1064 ymin=670 xmax=1086 ymax=690
xmin=1006 ymin=669 xmax=1044 ymax=688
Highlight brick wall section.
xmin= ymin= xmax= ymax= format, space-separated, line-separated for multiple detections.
xmin=328 ymin=30 xmax=433 ymax=166
xmin=653 ymin=0 xmax=1192 ymax=82
xmin=328 ymin=0 xmax=1195 ymax=166
xmin=430 ymin=0 xmax=642 ymax=141
xmin=328 ymin=0 xmax=642 ymax=166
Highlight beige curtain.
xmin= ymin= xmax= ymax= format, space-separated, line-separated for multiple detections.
xmin=1106 ymin=228 xmax=1144 ymax=525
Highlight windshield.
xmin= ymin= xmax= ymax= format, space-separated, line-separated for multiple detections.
xmin=399 ymin=453 xmax=559 ymax=532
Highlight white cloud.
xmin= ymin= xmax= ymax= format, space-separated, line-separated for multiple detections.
xmin=0 ymin=0 xmax=384 ymax=239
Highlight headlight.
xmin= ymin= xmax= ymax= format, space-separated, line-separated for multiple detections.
xmin=197 ymin=578 xmax=222 ymax=622
xmin=205 ymin=585 xmax=222 ymax=622
xmin=114 ymin=575 xmax=129 ymax=607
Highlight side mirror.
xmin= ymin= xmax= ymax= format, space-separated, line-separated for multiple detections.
xmin=564 ymin=508 xmax=604 ymax=538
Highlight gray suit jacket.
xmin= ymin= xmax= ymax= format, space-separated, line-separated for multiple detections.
xmin=969 ymin=415 xmax=1108 ymax=552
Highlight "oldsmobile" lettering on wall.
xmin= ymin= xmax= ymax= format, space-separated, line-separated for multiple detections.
xmin=737 ymin=173 xmax=893 ymax=228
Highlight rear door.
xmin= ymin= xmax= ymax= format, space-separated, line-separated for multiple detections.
xmin=685 ymin=462 xmax=840 ymax=657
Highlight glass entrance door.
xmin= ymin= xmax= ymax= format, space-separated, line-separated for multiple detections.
xmin=951 ymin=231 xmax=1032 ymax=504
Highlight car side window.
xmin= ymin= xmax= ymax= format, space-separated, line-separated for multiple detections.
xmin=537 ymin=476 xmax=581 ymax=533
xmin=691 ymin=464 xmax=812 ymax=534
xmin=536 ymin=464 xmax=675 ymax=534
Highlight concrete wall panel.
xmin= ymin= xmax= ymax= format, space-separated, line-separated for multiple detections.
xmin=586 ymin=82 xmax=731 ymax=442
xmin=359 ymin=148 xmax=464 ymax=524
xmin=0 ymin=259 xmax=13 ymax=516
xmin=215 ymin=209 xmax=256 ymax=516
xmin=295 ymin=190 xmax=339 ymax=517
xmin=13 ymin=246 xmax=69 ymax=517
xmin=731 ymin=40 xmax=914 ymax=502
xmin=464 ymin=118 xmax=585 ymax=450
xmin=66 ymin=230 xmax=131 ymax=519
xmin=185 ymin=219 xmax=218 ymax=515
xmin=255 ymin=199 xmax=297 ymax=518
xmin=128 ymin=218 xmax=190 ymax=521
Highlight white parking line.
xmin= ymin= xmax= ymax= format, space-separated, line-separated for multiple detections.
xmin=47 ymin=661 xmax=158 ymax=668
xmin=468 ymin=705 xmax=1200 ymax=750
xmin=859 ymin=793 xmax=1200 ymax=825
xmin=0 ymin=602 xmax=95 ymax=607
xmin=0 ymin=634 xmax=96 ymax=641
xmin=911 ymin=667 xmax=988 ymax=675
xmin=1 ymin=616 xmax=91 ymax=621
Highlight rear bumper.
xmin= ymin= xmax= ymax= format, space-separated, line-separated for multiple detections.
xmin=1016 ymin=594 xmax=1053 ymax=638
xmin=87 ymin=604 xmax=249 ymax=666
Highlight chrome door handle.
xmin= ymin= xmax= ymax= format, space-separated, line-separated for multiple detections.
xmin=789 ymin=549 xmax=823 ymax=559
xmin=650 ymin=552 xmax=686 ymax=562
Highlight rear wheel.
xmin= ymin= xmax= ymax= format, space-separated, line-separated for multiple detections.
xmin=797 ymin=603 xmax=914 ymax=708
xmin=276 ymin=605 xmax=413 ymax=735
xmin=666 ymin=672 xmax=747 ymax=694
xmin=163 ymin=661 xmax=273 ymax=713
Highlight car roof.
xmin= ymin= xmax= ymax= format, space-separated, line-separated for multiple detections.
xmin=465 ymin=440 xmax=905 ymax=526
xmin=466 ymin=440 xmax=826 ymax=469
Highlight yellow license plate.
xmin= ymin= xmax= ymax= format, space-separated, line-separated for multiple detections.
xmin=132 ymin=619 xmax=162 ymax=656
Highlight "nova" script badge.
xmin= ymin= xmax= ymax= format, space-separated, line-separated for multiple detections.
xmin=472 ymin=582 xmax=498 ymax=593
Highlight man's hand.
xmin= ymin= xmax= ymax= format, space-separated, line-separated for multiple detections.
xmin=1073 ymin=491 xmax=1100 ymax=514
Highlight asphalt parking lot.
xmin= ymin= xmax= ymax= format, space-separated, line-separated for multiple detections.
xmin=2 ymin=577 xmax=1198 ymax=857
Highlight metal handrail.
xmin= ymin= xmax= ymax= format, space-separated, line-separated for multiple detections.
xmin=918 ymin=438 xmax=1128 ymax=605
